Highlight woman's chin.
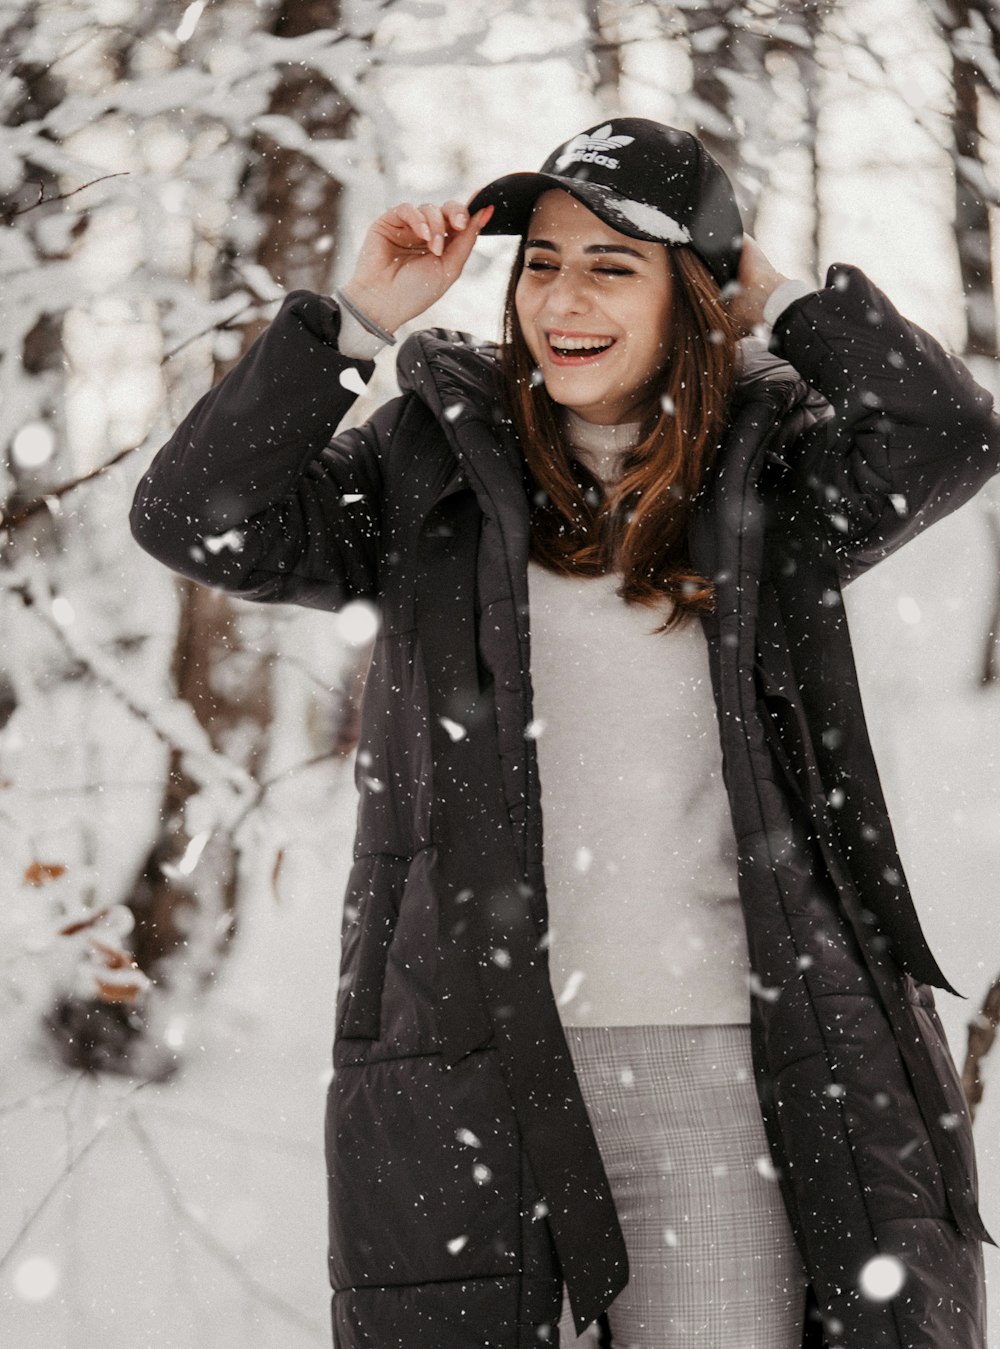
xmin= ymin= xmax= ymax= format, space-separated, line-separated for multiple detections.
xmin=541 ymin=381 xmax=640 ymax=426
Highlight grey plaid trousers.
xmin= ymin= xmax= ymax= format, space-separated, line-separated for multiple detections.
xmin=555 ymin=1023 xmax=808 ymax=1349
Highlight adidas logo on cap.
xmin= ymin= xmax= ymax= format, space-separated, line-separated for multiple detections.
xmin=553 ymin=124 xmax=635 ymax=173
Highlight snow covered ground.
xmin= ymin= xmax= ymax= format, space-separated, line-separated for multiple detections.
xmin=0 ymin=750 xmax=354 ymax=1349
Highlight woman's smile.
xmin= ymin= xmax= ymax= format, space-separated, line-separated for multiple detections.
xmin=545 ymin=329 xmax=618 ymax=363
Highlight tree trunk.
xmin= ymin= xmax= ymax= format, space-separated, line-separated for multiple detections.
xmin=684 ymin=2 xmax=828 ymax=244
xmin=941 ymin=0 xmax=998 ymax=359
xmin=935 ymin=3 xmax=1000 ymax=694
xmin=684 ymin=4 xmax=764 ymax=235
xmin=52 ymin=0 xmax=360 ymax=1075
xmin=584 ymin=0 xmax=622 ymax=114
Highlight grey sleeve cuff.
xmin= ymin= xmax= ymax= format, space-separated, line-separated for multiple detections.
xmin=762 ymin=278 xmax=815 ymax=329
xmin=337 ymin=306 xmax=391 ymax=361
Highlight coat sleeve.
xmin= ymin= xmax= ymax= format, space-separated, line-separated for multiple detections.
xmin=129 ymin=289 xmax=396 ymax=612
xmin=768 ymin=263 xmax=1000 ymax=582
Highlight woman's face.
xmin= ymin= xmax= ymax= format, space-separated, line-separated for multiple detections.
xmin=514 ymin=189 xmax=674 ymax=426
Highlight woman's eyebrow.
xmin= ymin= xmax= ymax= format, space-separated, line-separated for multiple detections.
xmin=525 ymin=238 xmax=648 ymax=259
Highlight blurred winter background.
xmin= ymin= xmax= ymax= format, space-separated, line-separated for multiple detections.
xmin=1 ymin=0 xmax=998 ymax=1344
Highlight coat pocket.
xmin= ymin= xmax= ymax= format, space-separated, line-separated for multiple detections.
xmin=336 ymin=853 xmax=409 ymax=1040
xmin=327 ymin=1046 xmax=522 ymax=1290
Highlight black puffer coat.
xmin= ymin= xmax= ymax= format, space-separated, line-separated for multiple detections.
xmin=131 ymin=263 xmax=1000 ymax=1349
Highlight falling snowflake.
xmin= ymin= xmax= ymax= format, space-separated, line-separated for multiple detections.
xmin=446 ymin=1235 xmax=469 ymax=1255
xmin=897 ymin=596 xmax=921 ymax=625
xmin=11 ymin=422 xmax=55 ymax=469
xmin=455 ymin=1128 xmax=482 ymax=1148
xmin=13 ymin=1255 xmax=59 ymax=1302
xmin=439 ymin=716 xmax=467 ymax=742
xmin=755 ymin=1154 xmax=780 ymax=1181
xmin=51 ymin=596 xmax=75 ymax=627
xmin=747 ymin=972 xmax=781 ymax=1003
xmin=338 ymin=367 xmax=368 ymax=396
xmin=175 ymin=0 xmax=206 ymax=43
xmin=557 ymin=970 xmax=585 ymax=1007
xmin=203 ymin=528 xmax=245 ymax=555
xmin=159 ymin=830 xmax=210 ymax=880
xmin=858 ymin=1254 xmax=906 ymax=1301
xmin=336 ymin=600 xmax=379 ymax=647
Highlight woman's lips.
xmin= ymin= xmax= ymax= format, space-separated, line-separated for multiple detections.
xmin=544 ymin=333 xmax=617 ymax=366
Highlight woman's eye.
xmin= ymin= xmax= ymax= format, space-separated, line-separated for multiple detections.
xmin=523 ymin=260 xmax=633 ymax=277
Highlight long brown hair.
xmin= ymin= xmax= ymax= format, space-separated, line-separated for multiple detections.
xmin=499 ymin=241 xmax=738 ymax=632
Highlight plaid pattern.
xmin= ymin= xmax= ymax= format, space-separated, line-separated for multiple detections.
xmin=555 ymin=1023 xmax=808 ymax=1349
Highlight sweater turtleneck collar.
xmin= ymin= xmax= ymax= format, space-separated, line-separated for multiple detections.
xmin=562 ymin=408 xmax=643 ymax=482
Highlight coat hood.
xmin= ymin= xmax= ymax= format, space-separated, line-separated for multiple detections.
xmin=395 ymin=326 xmax=832 ymax=462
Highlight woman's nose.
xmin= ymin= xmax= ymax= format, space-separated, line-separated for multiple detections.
xmin=546 ymin=269 xmax=590 ymax=316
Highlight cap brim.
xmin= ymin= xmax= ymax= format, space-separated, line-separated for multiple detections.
xmin=468 ymin=172 xmax=692 ymax=248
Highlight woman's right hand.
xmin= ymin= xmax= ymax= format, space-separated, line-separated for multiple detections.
xmin=340 ymin=200 xmax=495 ymax=336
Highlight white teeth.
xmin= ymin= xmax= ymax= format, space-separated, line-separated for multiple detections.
xmin=548 ymin=335 xmax=615 ymax=352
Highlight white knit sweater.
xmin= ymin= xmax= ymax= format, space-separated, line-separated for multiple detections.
xmin=528 ymin=410 xmax=750 ymax=1025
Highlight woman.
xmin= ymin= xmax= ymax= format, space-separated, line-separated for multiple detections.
xmin=130 ymin=119 xmax=999 ymax=1349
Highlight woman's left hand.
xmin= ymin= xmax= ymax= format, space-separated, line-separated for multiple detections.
xmin=725 ymin=235 xmax=790 ymax=336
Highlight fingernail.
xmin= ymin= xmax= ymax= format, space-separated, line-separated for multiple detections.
xmin=433 ymin=234 xmax=444 ymax=255
xmin=455 ymin=211 xmax=468 ymax=227
xmin=418 ymin=222 xmax=431 ymax=240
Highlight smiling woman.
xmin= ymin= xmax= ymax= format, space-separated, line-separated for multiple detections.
xmin=129 ymin=116 xmax=1000 ymax=1349
xmin=500 ymin=187 xmax=737 ymax=629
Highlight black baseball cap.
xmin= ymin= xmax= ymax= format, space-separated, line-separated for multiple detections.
xmin=468 ymin=118 xmax=744 ymax=289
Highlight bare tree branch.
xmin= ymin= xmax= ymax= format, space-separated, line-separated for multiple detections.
xmin=4 ymin=577 xmax=255 ymax=797
xmin=0 ymin=298 xmax=272 ymax=536
xmin=0 ymin=1076 xmax=156 ymax=1271
xmin=127 ymin=1111 xmax=328 ymax=1340
xmin=1 ymin=172 xmax=128 ymax=225
xmin=0 ymin=446 xmax=136 ymax=531
xmin=143 ymin=1099 xmax=322 ymax=1158
xmin=161 ymin=299 xmax=262 ymax=361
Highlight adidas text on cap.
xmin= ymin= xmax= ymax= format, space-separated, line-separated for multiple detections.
xmin=468 ymin=118 xmax=744 ymax=289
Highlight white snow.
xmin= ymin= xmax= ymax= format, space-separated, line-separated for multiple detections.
xmin=605 ymin=195 xmax=693 ymax=245
xmin=858 ymin=1254 xmax=907 ymax=1301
